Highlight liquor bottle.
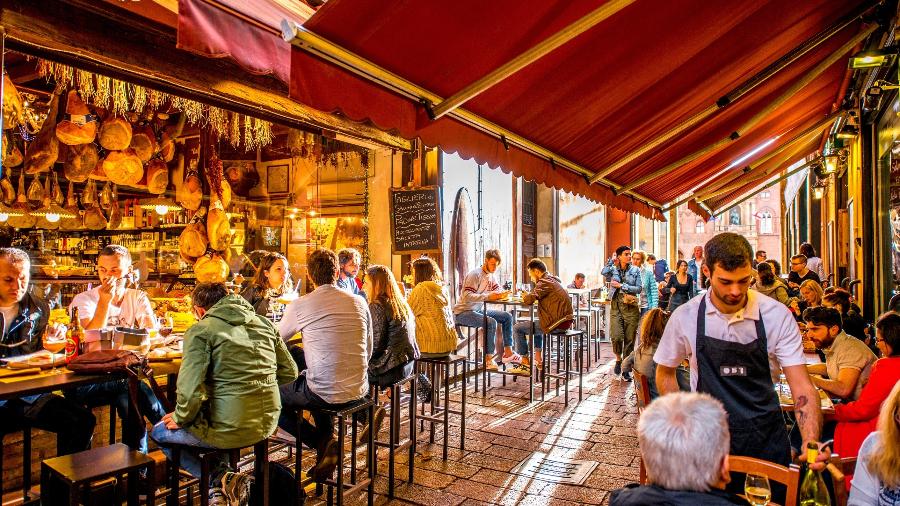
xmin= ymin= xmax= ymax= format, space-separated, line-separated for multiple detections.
xmin=65 ymin=307 xmax=84 ymax=363
xmin=798 ymin=442 xmax=831 ymax=506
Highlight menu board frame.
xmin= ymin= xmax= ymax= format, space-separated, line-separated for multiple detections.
xmin=389 ymin=185 xmax=442 ymax=255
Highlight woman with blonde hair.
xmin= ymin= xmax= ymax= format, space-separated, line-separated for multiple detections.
xmin=407 ymin=257 xmax=457 ymax=357
xmin=848 ymin=380 xmax=900 ymax=504
xmin=363 ymin=264 xmax=420 ymax=387
xmin=789 ymin=279 xmax=823 ymax=320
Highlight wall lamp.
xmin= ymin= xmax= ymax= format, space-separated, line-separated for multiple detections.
xmin=848 ymin=48 xmax=897 ymax=69
xmin=835 ymin=125 xmax=859 ymax=140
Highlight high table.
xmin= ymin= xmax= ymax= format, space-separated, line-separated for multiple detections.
xmin=482 ymin=297 xmax=538 ymax=402
xmin=0 ymin=358 xmax=182 ymax=501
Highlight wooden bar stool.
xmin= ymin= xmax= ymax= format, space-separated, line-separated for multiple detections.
xmin=370 ymin=373 xmax=416 ymax=498
xmin=415 ymin=354 xmax=468 ymax=460
xmin=40 ymin=443 xmax=155 ymax=506
xmin=165 ymin=439 xmax=270 ymax=506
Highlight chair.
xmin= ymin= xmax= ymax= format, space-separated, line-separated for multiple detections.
xmin=416 ymin=354 xmax=468 ymax=460
xmin=728 ymin=455 xmax=801 ymax=506
xmin=829 ymin=455 xmax=856 ymax=506
xmin=632 ymin=370 xmax=651 ymax=412
xmin=165 ymin=440 xmax=270 ymax=506
xmin=41 ymin=443 xmax=155 ymax=506
xmin=542 ymin=318 xmax=585 ymax=405
xmin=370 ymin=374 xmax=416 ymax=498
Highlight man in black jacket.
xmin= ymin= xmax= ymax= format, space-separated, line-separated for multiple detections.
xmin=0 ymin=248 xmax=96 ymax=456
xmin=610 ymin=392 xmax=749 ymax=506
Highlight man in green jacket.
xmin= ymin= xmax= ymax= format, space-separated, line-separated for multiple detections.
xmin=152 ymin=283 xmax=298 ymax=505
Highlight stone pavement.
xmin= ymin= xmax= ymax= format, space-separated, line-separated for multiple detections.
xmin=310 ymin=343 xmax=640 ymax=506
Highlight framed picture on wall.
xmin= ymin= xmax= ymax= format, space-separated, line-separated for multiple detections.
xmin=289 ymin=218 xmax=308 ymax=244
xmin=267 ymin=164 xmax=290 ymax=194
xmin=260 ymin=226 xmax=283 ymax=249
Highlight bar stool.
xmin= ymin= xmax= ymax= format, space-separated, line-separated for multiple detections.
xmin=370 ymin=374 xmax=416 ymax=498
xmin=415 ymin=354 xmax=468 ymax=460
xmin=455 ymin=325 xmax=481 ymax=391
xmin=41 ymin=443 xmax=155 ymax=506
xmin=165 ymin=439 xmax=270 ymax=506
xmin=542 ymin=320 xmax=585 ymax=406
xmin=294 ymin=398 xmax=376 ymax=506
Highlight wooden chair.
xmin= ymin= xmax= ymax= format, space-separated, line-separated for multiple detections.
xmin=829 ymin=455 xmax=856 ymax=506
xmin=632 ymin=370 xmax=651 ymax=412
xmin=728 ymin=455 xmax=801 ymax=506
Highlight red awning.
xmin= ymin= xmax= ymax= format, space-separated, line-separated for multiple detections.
xmin=182 ymin=0 xmax=872 ymax=219
xmin=177 ymin=0 xmax=314 ymax=83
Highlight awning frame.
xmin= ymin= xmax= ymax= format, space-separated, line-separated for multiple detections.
xmin=282 ymin=19 xmax=663 ymax=209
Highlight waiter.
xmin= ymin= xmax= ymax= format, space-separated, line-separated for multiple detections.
xmin=654 ymin=233 xmax=828 ymax=469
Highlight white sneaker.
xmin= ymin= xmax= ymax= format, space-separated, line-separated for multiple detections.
xmin=501 ymin=353 xmax=522 ymax=364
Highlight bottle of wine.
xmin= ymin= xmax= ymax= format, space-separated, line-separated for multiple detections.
xmin=799 ymin=442 xmax=831 ymax=506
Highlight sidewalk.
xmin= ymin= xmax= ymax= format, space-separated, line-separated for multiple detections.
xmin=331 ymin=342 xmax=640 ymax=506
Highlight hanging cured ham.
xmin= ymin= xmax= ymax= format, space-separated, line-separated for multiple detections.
xmin=24 ymin=93 xmax=61 ymax=174
xmin=64 ymin=143 xmax=98 ymax=182
xmin=55 ymin=90 xmax=97 ymax=145
xmin=59 ymin=180 xmax=82 ymax=231
xmin=130 ymin=125 xmax=157 ymax=162
xmin=177 ymin=166 xmax=202 ymax=211
xmin=99 ymin=116 xmax=132 ymax=151
xmin=2 ymin=74 xmax=25 ymax=130
xmin=101 ymin=149 xmax=144 ymax=186
xmin=8 ymin=169 xmax=35 ymax=229
xmin=194 ymin=254 xmax=229 ymax=283
xmin=145 ymin=159 xmax=168 ymax=194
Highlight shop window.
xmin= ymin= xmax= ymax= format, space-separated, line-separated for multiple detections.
xmin=729 ymin=207 xmax=741 ymax=226
xmin=760 ymin=191 xmax=770 ymax=199
xmin=695 ymin=220 xmax=705 ymax=233
xmin=758 ymin=210 xmax=774 ymax=234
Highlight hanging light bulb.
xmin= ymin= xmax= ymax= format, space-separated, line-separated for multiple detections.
xmin=139 ymin=197 xmax=182 ymax=216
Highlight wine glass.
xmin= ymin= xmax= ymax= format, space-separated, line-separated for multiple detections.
xmin=744 ymin=472 xmax=771 ymax=506
xmin=43 ymin=325 xmax=67 ymax=374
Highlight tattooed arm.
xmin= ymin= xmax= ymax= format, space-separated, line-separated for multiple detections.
xmin=783 ymin=363 xmax=830 ymax=469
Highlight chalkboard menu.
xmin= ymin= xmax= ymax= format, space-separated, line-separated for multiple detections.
xmin=390 ymin=186 xmax=442 ymax=254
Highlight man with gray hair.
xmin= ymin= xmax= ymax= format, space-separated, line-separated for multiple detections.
xmin=610 ymin=392 xmax=747 ymax=505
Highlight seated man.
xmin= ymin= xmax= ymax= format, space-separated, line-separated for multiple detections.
xmin=610 ymin=392 xmax=748 ymax=506
xmin=151 ymin=283 xmax=297 ymax=504
xmin=567 ymin=273 xmax=586 ymax=290
xmin=512 ymin=259 xmax=573 ymax=374
xmin=452 ymin=249 xmax=515 ymax=369
xmin=66 ymin=245 xmax=165 ymax=452
xmin=787 ymin=254 xmax=821 ymax=294
xmin=336 ymin=247 xmax=367 ymax=300
xmin=278 ymin=248 xmax=373 ymax=482
xmin=0 ymin=248 xmax=96 ymax=457
xmin=804 ymin=306 xmax=877 ymax=401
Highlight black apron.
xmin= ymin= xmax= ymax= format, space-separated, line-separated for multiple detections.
xmin=695 ymin=297 xmax=790 ymax=466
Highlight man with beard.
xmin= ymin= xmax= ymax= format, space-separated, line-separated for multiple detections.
xmin=654 ymin=233 xmax=829 ymax=496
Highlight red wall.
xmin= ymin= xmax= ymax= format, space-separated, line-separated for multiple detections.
xmin=607 ymin=208 xmax=631 ymax=259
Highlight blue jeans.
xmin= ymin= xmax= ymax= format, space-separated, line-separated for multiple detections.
xmin=67 ymin=379 xmax=166 ymax=453
xmin=454 ymin=309 xmax=513 ymax=355
xmin=150 ymin=422 xmax=221 ymax=478
xmin=513 ymin=321 xmax=543 ymax=356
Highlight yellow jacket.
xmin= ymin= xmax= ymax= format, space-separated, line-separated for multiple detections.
xmin=408 ymin=281 xmax=458 ymax=354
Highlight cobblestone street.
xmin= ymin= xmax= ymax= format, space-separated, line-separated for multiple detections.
xmin=312 ymin=343 xmax=641 ymax=506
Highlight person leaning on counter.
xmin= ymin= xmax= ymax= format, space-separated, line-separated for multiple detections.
xmin=64 ymin=244 xmax=166 ymax=453
xmin=0 ymin=247 xmax=96 ymax=457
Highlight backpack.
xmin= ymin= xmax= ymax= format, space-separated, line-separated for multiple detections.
xmin=250 ymin=462 xmax=297 ymax=505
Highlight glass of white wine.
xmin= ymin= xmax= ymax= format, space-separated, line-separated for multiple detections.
xmin=745 ymin=472 xmax=771 ymax=506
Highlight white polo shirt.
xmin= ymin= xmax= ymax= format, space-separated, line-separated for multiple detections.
xmin=654 ymin=289 xmax=805 ymax=390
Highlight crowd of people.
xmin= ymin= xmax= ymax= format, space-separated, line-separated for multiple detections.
xmin=605 ymin=235 xmax=900 ymax=506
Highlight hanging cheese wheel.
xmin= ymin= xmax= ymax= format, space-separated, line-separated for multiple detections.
xmin=101 ymin=149 xmax=143 ymax=186
xmin=130 ymin=127 xmax=157 ymax=162
xmin=194 ymin=254 xmax=229 ymax=283
xmin=99 ymin=116 xmax=132 ymax=151
xmin=55 ymin=90 xmax=97 ymax=145
xmin=64 ymin=143 xmax=99 ymax=182
xmin=146 ymin=159 xmax=169 ymax=194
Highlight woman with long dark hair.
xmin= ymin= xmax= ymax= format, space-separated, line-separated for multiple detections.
xmin=632 ymin=308 xmax=688 ymax=399
xmin=240 ymin=252 xmax=294 ymax=322
xmin=664 ymin=260 xmax=695 ymax=312
xmin=363 ymin=265 xmax=420 ymax=387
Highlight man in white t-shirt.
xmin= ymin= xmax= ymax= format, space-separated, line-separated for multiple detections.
xmin=66 ymin=245 xmax=165 ymax=453
xmin=70 ymin=246 xmax=156 ymax=329
xmin=654 ymin=233 xmax=828 ymax=477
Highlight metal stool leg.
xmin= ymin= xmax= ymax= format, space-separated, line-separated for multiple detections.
xmin=443 ymin=362 xmax=450 ymax=461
